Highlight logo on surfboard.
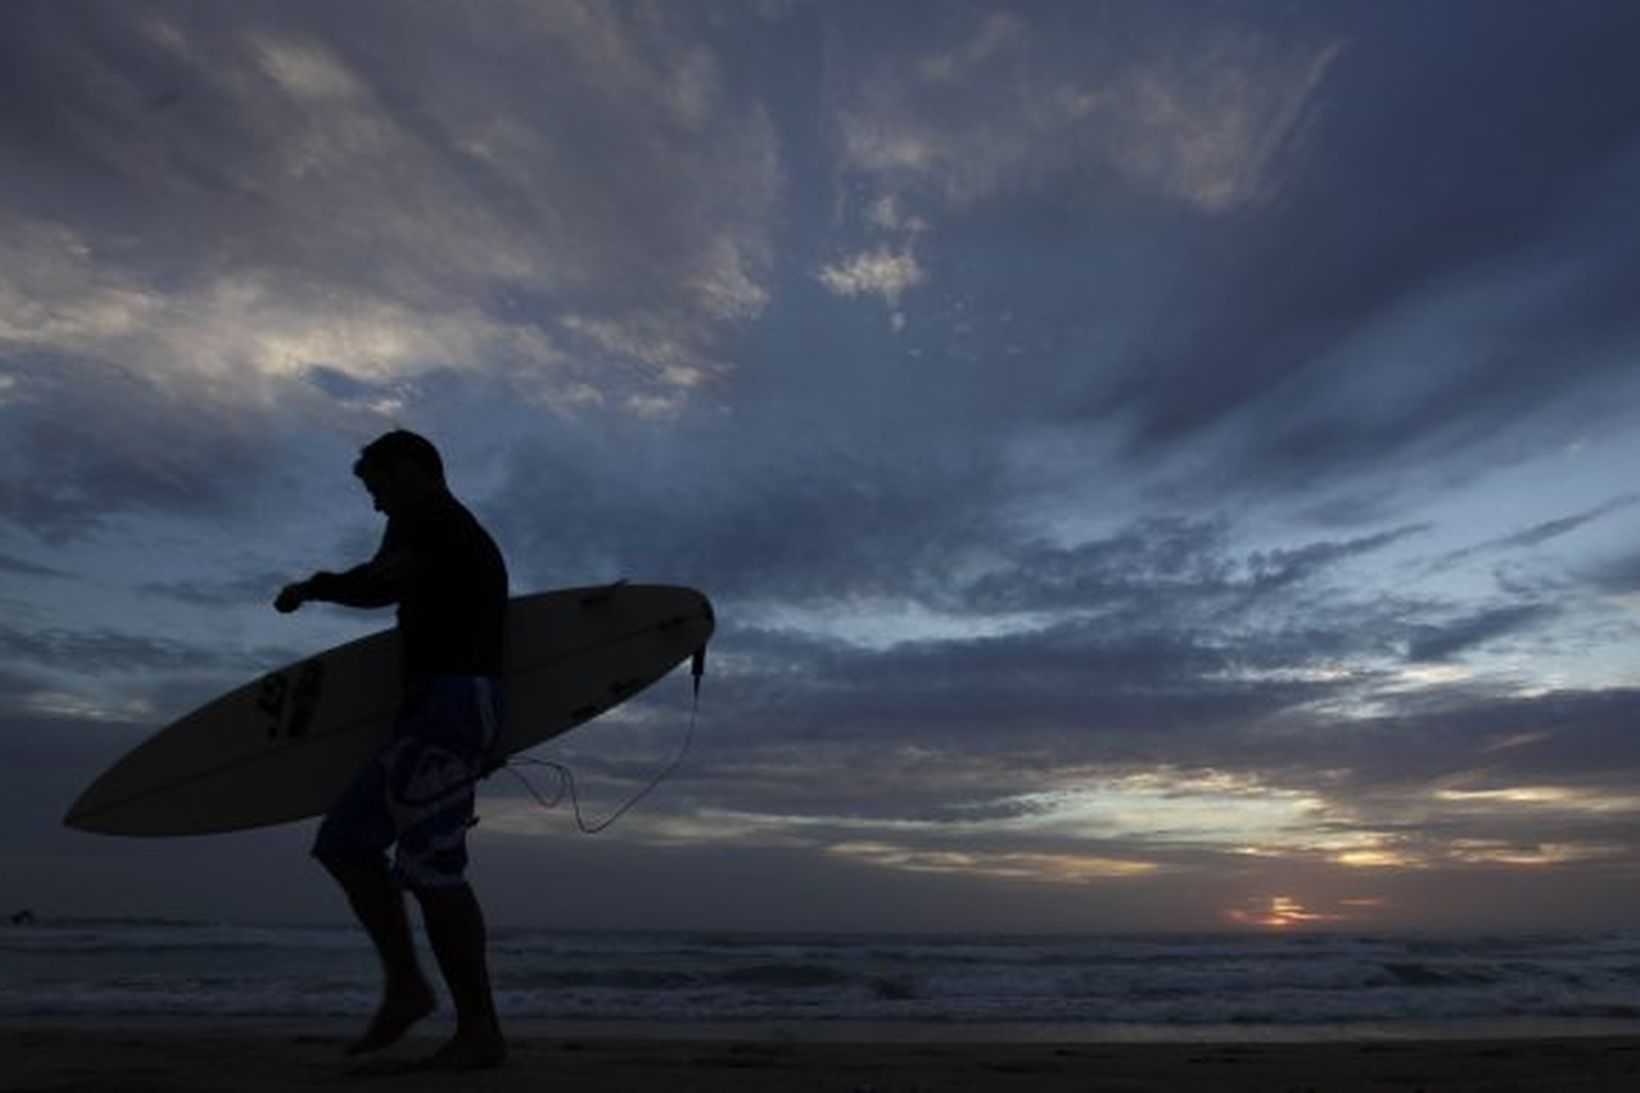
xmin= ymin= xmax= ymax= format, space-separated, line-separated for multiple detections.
xmin=257 ymin=660 xmax=326 ymax=741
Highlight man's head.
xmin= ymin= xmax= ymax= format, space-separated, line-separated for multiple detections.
xmin=353 ymin=430 xmax=447 ymax=514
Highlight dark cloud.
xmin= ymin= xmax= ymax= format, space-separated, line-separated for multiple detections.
xmin=483 ymin=407 xmax=1580 ymax=826
xmin=1492 ymin=495 xmax=1639 ymax=552
xmin=1080 ymin=3 xmax=1640 ymax=492
xmin=0 ymin=620 xmax=272 ymax=677
xmin=0 ymin=355 xmax=279 ymax=539
xmin=1250 ymin=687 xmax=1640 ymax=796
xmin=0 ymin=0 xmax=782 ymax=541
xmin=0 ymin=0 xmax=779 ymax=327
xmin=138 ymin=570 xmax=295 ymax=609
xmin=1405 ymin=604 xmax=1557 ymax=663
xmin=964 ymin=519 xmax=1425 ymax=616
xmin=1585 ymin=551 xmax=1640 ymax=595
xmin=1431 ymin=494 xmax=1639 ymax=572
xmin=0 ymin=550 xmax=67 ymax=578
xmin=487 ymin=403 xmax=1014 ymax=604
xmin=302 ymin=366 xmax=392 ymax=405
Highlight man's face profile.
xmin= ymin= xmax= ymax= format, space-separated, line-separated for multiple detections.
xmin=358 ymin=464 xmax=402 ymax=515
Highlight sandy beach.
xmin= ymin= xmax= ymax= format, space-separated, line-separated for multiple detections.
xmin=4 ymin=1027 xmax=1639 ymax=1092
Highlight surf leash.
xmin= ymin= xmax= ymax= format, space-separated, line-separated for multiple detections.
xmin=502 ymin=645 xmax=705 ymax=834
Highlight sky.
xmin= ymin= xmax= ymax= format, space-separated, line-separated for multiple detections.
xmin=3 ymin=0 xmax=1640 ymax=935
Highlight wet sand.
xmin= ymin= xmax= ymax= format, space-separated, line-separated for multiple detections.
xmin=3 ymin=1027 xmax=1640 ymax=1091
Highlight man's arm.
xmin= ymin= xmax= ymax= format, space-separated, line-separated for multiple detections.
xmin=275 ymin=540 xmax=420 ymax=614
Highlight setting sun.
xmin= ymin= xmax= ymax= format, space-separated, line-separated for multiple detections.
xmin=1226 ymin=895 xmax=1344 ymax=929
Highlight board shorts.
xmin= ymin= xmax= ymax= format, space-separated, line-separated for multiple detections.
xmin=312 ymin=676 xmax=502 ymax=890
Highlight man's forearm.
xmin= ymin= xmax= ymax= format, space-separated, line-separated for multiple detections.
xmin=302 ymin=565 xmax=398 ymax=609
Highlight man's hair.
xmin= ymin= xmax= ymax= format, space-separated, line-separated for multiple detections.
xmin=354 ymin=429 xmax=446 ymax=483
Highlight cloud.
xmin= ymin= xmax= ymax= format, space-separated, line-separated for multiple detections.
xmin=0 ymin=2 xmax=784 ymax=536
xmin=525 ymin=665 xmax=1640 ymax=897
xmin=0 ymin=551 xmax=67 ymax=579
xmin=815 ymin=246 xmax=926 ymax=313
xmin=914 ymin=11 xmax=1026 ymax=86
xmin=0 ymin=620 xmax=276 ymax=680
xmin=1590 ymin=553 xmax=1640 ymax=594
xmin=826 ymin=842 xmax=1161 ymax=884
xmin=1100 ymin=34 xmax=1340 ymax=214
xmin=1075 ymin=4 xmax=1640 ymax=491
xmin=137 ymin=571 xmax=295 ymax=609
xmin=1406 ymin=604 xmax=1557 ymax=663
xmin=1427 ymin=495 xmax=1640 ymax=578
xmin=486 ymin=399 xmax=1020 ymax=606
xmin=0 ymin=351 xmax=282 ymax=539
xmin=828 ymin=6 xmax=1339 ymax=215
xmin=1488 ymin=495 xmax=1640 ymax=552
xmin=0 ymin=220 xmax=570 ymax=391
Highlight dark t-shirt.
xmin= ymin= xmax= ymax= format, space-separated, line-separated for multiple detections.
xmin=306 ymin=494 xmax=508 ymax=683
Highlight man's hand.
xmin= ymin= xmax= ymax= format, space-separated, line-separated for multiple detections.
xmin=274 ymin=582 xmax=310 ymax=614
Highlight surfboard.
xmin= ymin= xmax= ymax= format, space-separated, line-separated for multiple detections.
xmin=63 ymin=583 xmax=714 ymax=836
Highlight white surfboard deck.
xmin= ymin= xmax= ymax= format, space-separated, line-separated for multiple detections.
xmin=64 ymin=583 xmax=714 ymax=836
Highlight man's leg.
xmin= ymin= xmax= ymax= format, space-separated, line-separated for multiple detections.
xmin=414 ymin=882 xmax=505 ymax=1068
xmin=318 ymin=855 xmax=435 ymax=1054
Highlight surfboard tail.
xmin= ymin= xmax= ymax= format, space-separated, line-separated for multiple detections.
xmin=63 ymin=768 xmax=125 ymax=833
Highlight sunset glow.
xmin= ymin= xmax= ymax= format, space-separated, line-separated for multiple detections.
xmin=1226 ymin=896 xmax=1345 ymax=930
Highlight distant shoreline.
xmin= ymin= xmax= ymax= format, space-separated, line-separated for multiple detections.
xmin=11 ymin=922 xmax=1639 ymax=1029
xmin=5 ymin=1027 xmax=1640 ymax=1092
xmin=4 ymin=1013 xmax=1638 ymax=1044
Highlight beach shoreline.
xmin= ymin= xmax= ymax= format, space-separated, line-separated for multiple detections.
xmin=4 ymin=1024 xmax=1639 ymax=1092
xmin=4 ymin=1012 xmax=1640 ymax=1043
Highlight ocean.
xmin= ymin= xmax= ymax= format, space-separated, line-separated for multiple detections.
xmin=4 ymin=919 xmax=1640 ymax=1039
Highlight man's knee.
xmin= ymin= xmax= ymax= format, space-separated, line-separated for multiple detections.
xmin=314 ymin=847 xmax=390 ymax=886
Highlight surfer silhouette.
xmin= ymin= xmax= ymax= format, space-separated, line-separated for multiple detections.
xmin=275 ymin=430 xmax=508 ymax=1069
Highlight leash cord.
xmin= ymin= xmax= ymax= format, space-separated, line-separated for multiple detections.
xmin=500 ymin=676 xmax=700 ymax=835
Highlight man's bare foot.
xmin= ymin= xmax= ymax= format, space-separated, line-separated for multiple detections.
xmin=415 ymin=1028 xmax=507 ymax=1071
xmin=345 ymin=983 xmax=436 ymax=1056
